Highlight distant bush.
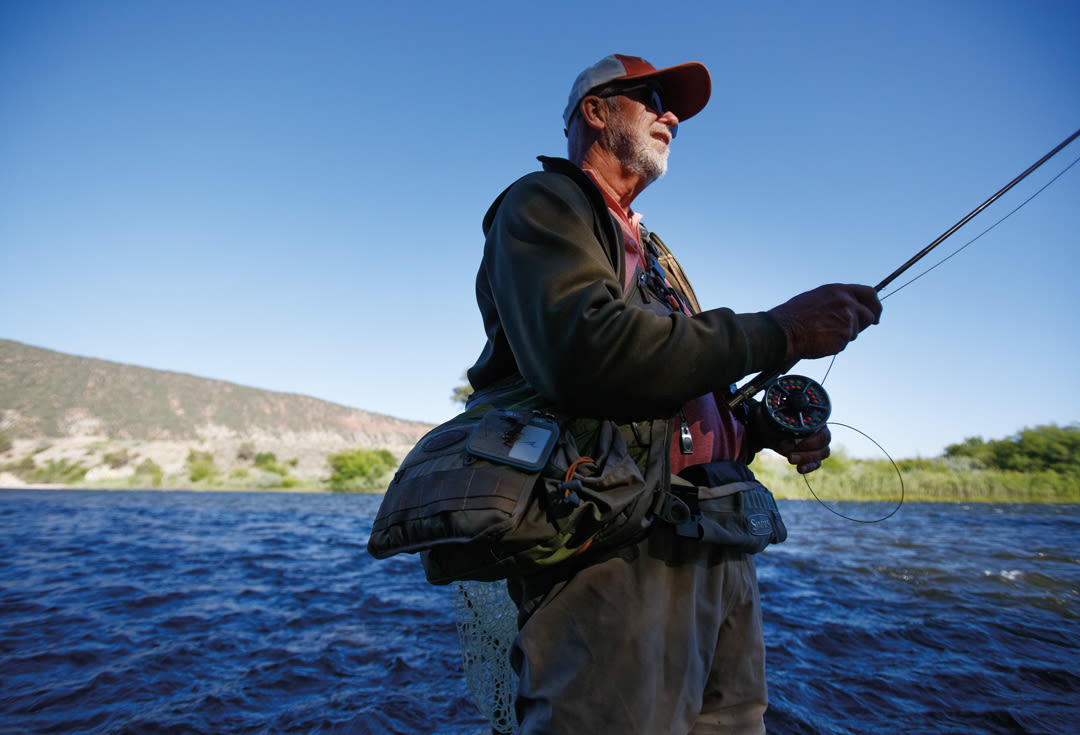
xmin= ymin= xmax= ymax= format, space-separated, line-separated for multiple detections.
xmin=236 ymin=442 xmax=257 ymax=462
xmin=0 ymin=431 xmax=12 ymax=454
xmin=186 ymin=450 xmax=218 ymax=483
xmin=452 ymin=371 xmax=474 ymax=406
xmin=6 ymin=455 xmax=36 ymax=480
xmin=896 ymin=456 xmax=949 ymax=473
xmin=132 ymin=458 xmax=163 ymax=488
xmin=34 ymin=458 xmax=88 ymax=485
xmin=249 ymin=452 xmax=298 ymax=487
xmin=103 ymin=449 xmax=132 ymax=469
xmin=327 ymin=448 xmax=397 ymax=491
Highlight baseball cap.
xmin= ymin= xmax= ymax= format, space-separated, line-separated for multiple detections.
xmin=562 ymin=54 xmax=712 ymax=129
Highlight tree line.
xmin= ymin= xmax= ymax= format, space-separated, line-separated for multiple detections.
xmin=943 ymin=424 xmax=1080 ymax=475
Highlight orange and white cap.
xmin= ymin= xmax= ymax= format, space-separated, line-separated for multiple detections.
xmin=562 ymin=54 xmax=712 ymax=129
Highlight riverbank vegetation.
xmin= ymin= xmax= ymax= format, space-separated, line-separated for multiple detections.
xmin=754 ymin=423 xmax=1079 ymax=503
xmin=1 ymin=424 xmax=1076 ymax=501
xmin=0 ymin=433 xmax=393 ymax=493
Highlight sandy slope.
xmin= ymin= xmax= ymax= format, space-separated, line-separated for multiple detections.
xmin=0 ymin=426 xmax=430 ymax=490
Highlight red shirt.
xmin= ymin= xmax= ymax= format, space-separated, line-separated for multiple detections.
xmin=584 ymin=170 xmax=746 ymax=470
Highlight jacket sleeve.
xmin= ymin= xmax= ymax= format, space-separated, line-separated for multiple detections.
xmin=481 ymin=172 xmax=787 ymax=420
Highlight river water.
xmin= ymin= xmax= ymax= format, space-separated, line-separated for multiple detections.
xmin=0 ymin=489 xmax=1076 ymax=734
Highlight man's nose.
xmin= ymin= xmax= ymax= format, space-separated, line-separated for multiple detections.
xmin=659 ymin=110 xmax=680 ymax=139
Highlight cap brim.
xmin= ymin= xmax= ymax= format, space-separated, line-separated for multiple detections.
xmin=621 ymin=61 xmax=711 ymax=122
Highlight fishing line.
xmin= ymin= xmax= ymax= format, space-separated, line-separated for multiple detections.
xmin=731 ymin=126 xmax=1080 ymax=411
xmin=819 ymin=354 xmax=837 ymax=384
xmin=797 ymin=359 xmax=902 ymax=522
xmin=801 ymin=422 xmax=905 ymax=524
xmin=734 ymin=127 xmax=1079 ymax=522
xmin=804 ymin=149 xmax=1079 ymax=516
xmin=880 ymin=152 xmax=1080 ymax=301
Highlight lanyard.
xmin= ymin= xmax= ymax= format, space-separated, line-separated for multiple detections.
xmin=636 ymin=226 xmax=692 ymax=315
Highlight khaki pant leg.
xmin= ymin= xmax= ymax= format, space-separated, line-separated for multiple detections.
xmin=690 ymin=555 xmax=768 ymax=735
xmin=510 ymin=532 xmax=768 ymax=735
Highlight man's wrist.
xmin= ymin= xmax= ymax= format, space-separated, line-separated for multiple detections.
xmin=734 ymin=397 xmax=766 ymax=460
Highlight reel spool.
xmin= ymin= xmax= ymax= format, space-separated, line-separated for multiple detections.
xmin=763 ymin=374 xmax=831 ymax=436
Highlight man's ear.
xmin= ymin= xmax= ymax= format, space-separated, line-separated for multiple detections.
xmin=579 ymin=95 xmax=609 ymax=131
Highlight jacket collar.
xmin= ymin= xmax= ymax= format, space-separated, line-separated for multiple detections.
xmin=480 ymin=156 xmax=625 ymax=286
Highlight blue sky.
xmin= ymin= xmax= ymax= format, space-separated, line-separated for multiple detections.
xmin=2 ymin=0 xmax=1078 ymax=460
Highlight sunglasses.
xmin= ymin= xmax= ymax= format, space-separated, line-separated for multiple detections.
xmin=595 ymin=84 xmax=677 ymax=138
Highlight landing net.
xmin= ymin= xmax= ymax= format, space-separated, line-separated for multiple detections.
xmin=453 ymin=580 xmax=520 ymax=734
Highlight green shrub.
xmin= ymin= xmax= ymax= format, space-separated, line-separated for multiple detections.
xmin=327 ymin=448 xmax=397 ymax=491
xmin=946 ymin=424 xmax=1080 ymax=475
xmin=7 ymin=455 xmax=36 ymax=480
xmin=186 ymin=450 xmax=218 ymax=483
xmin=0 ymin=431 xmax=12 ymax=454
xmin=250 ymin=452 xmax=298 ymax=482
xmin=103 ymin=449 xmax=132 ymax=469
xmin=254 ymin=452 xmax=278 ymax=470
xmin=34 ymin=458 xmax=88 ymax=484
xmin=132 ymin=458 xmax=163 ymax=488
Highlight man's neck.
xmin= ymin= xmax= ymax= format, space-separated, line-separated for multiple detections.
xmin=578 ymin=148 xmax=649 ymax=214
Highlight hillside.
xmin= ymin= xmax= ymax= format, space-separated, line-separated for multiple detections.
xmin=0 ymin=339 xmax=434 ymax=488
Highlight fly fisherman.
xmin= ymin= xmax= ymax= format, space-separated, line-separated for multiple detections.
xmin=466 ymin=54 xmax=882 ymax=734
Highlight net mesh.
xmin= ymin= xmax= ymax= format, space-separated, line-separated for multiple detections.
xmin=453 ymin=580 xmax=520 ymax=734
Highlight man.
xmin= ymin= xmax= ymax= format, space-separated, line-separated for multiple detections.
xmin=466 ymin=54 xmax=881 ymax=734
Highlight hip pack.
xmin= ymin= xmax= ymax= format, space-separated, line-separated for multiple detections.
xmin=366 ymin=376 xmax=672 ymax=585
xmin=669 ymin=461 xmax=788 ymax=554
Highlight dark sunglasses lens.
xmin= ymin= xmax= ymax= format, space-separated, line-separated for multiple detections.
xmin=649 ymin=90 xmax=677 ymax=139
xmin=649 ymin=90 xmax=664 ymax=115
xmin=649 ymin=89 xmax=676 ymax=137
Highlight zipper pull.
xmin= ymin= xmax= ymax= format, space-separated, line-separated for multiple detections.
xmin=679 ymin=409 xmax=694 ymax=455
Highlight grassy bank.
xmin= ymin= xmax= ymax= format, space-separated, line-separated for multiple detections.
xmin=752 ymin=454 xmax=1079 ymax=503
xmin=4 ymin=427 xmax=1078 ymax=503
xmin=50 ymin=459 xmax=1080 ymax=504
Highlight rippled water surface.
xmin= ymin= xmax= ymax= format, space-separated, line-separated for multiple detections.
xmin=1 ymin=490 xmax=1076 ymax=734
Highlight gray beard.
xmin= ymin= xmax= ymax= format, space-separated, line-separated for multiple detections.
xmin=605 ymin=118 xmax=668 ymax=183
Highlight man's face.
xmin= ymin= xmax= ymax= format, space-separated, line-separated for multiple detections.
xmin=601 ymin=89 xmax=678 ymax=184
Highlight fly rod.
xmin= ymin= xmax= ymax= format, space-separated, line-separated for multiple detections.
xmin=728 ymin=126 xmax=1080 ymax=431
xmin=875 ymin=126 xmax=1080 ymax=292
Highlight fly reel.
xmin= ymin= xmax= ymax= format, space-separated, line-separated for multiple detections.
xmin=762 ymin=374 xmax=831 ymax=436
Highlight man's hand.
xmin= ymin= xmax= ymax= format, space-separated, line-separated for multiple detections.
xmin=768 ymin=284 xmax=882 ymax=362
xmin=770 ymin=427 xmax=831 ymax=474
xmin=748 ymin=402 xmax=831 ymax=474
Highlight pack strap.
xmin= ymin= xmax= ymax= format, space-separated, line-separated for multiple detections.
xmin=640 ymin=227 xmax=703 ymax=314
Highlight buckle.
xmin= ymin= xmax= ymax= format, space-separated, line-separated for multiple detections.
xmin=656 ymin=493 xmax=692 ymax=525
